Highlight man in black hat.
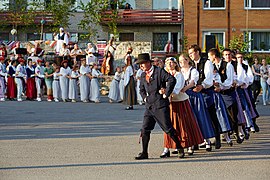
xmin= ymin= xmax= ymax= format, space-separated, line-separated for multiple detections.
xmin=134 ymin=53 xmax=184 ymax=160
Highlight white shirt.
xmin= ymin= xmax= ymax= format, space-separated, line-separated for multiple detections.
xmin=124 ymin=65 xmax=133 ymax=86
xmin=35 ymin=65 xmax=45 ymax=78
xmin=194 ymin=59 xmax=213 ymax=88
xmin=171 ymin=71 xmax=189 ymax=101
xmin=80 ymin=65 xmax=90 ymax=75
xmin=114 ymin=71 xmax=121 ymax=81
xmin=16 ymin=64 xmax=26 ymax=78
xmin=60 ymin=67 xmax=71 ymax=77
xmin=219 ymin=61 xmax=234 ymax=90
xmin=181 ymin=67 xmax=199 ymax=85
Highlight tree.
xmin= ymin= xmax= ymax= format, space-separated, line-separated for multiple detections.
xmin=78 ymin=0 xmax=126 ymax=41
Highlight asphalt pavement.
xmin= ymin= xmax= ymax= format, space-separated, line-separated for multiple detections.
xmin=0 ymin=96 xmax=270 ymax=180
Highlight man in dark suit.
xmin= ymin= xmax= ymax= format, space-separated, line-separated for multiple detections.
xmin=134 ymin=53 xmax=184 ymax=160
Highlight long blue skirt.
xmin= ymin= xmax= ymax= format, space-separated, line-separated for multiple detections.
xmin=237 ymin=88 xmax=254 ymax=128
xmin=213 ymin=92 xmax=232 ymax=132
xmin=186 ymin=89 xmax=215 ymax=139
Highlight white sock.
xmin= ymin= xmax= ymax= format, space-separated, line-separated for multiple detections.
xmin=163 ymin=148 xmax=169 ymax=153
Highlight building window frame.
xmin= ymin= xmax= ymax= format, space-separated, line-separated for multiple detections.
xmin=244 ymin=0 xmax=270 ymax=9
xmin=119 ymin=33 xmax=134 ymax=41
xmin=202 ymin=31 xmax=225 ymax=52
xmin=203 ymin=0 xmax=226 ymax=10
xmin=248 ymin=31 xmax=270 ymax=52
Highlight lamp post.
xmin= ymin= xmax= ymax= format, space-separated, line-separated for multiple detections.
xmin=10 ymin=28 xmax=17 ymax=41
xmin=40 ymin=19 xmax=46 ymax=41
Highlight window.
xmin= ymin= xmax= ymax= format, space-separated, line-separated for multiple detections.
xmin=153 ymin=33 xmax=168 ymax=51
xmin=153 ymin=0 xmax=178 ymax=10
xmin=43 ymin=33 xmax=53 ymax=41
xmin=27 ymin=33 xmax=40 ymax=41
xmin=245 ymin=0 xmax=270 ymax=9
xmin=0 ymin=33 xmax=9 ymax=41
xmin=202 ymin=31 xmax=225 ymax=51
xmin=203 ymin=0 xmax=225 ymax=9
xmin=0 ymin=0 xmax=9 ymax=10
xmin=119 ymin=33 xmax=134 ymax=41
xmin=69 ymin=33 xmax=78 ymax=42
xmin=250 ymin=32 xmax=270 ymax=51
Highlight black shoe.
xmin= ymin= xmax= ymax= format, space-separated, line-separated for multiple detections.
xmin=125 ymin=106 xmax=133 ymax=110
xmin=171 ymin=150 xmax=178 ymax=154
xmin=215 ymin=140 xmax=221 ymax=149
xmin=187 ymin=148 xmax=194 ymax=155
xmin=254 ymin=123 xmax=260 ymax=132
xmin=135 ymin=152 xmax=148 ymax=160
xmin=244 ymin=132 xmax=250 ymax=140
xmin=236 ymin=136 xmax=244 ymax=144
xmin=206 ymin=145 xmax=212 ymax=152
xmin=227 ymin=140 xmax=233 ymax=147
xmin=160 ymin=151 xmax=170 ymax=158
xmin=177 ymin=148 xmax=185 ymax=158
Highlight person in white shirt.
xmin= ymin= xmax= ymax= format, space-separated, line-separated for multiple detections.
xmin=0 ymin=56 xmax=7 ymax=101
xmin=188 ymin=44 xmax=219 ymax=151
xmin=59 ymin=60 xmax=71 ymax=102
xmin=35 ymin=59 xmax=45 ymax=102
xmin=123 ymin=55 xmax=137 ymax=110
xmin=85 ymin=43 xmax=97 ymax=66
xmin=15 ymin=58 xmax=27 ymax=101
xmin=79 ymin=59 xmax=91 ymax=102
xmin=68 ymin=65 xmax=79 ymax=102
xmin=52 ymin=67 xmax=61 ymax=102
xmin=70 ymin=43 xmax=83 ymax=65
xmin=164 ymin=40 xmax=173 ymax=54
xmin=108 ymin=66 xmax=121 ymax=103
xmin=54 ymin=27 xmax=69 ymax=54
xmin=89 ymin=63 xmax=102 ymax=103
xmin=159 ymin=57 xmax=204 ymax=158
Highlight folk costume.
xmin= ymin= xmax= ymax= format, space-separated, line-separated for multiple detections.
xmin=135 ymin=53 xmax=184 ymax=160
xmin=79 ymin=64 xmax=91 ymax=102
xmin=26 ymin=64 xmax=37 ymax=100
xmin=108 ymin=71 xmax=121 ymax=102
xmin=123 ymin=62 xmax=137 ymax=109
xmin=52 ymin=72 xmax=61 ymax=102
xmin=89 ymin=68 xmax=102 ymax=103
xmin=59 ymin=61 xmax=71 ymax=102
xmin=69 ymin=69 xmax=79 ymax=102
xmin=0 ymin=58 xmax=7 ymax=101
xmin=6 ymin=63 xmax=17 ymax=100
xmin=35 ymin=60 xmax=45 ymax=101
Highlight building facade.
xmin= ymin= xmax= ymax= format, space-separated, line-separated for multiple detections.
xmin=184 ymin=0 xmax=270 ymax=53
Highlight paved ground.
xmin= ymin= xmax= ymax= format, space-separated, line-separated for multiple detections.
xmin=0 ymin=96 xmax=270 ymax=180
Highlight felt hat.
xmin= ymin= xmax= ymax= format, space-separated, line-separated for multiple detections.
xmin=135 ymin=53 xmax=153 ymax=64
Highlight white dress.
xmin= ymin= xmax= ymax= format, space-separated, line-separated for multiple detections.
xmin=35 ymin=65 xmax=45 ymax=95
xmin=85 ymin=47 xmax=97 ymax=65
xmin=108 ymin=71 xmax=121 ymax=101
xmin=59 ymin=67 xmax=71 ymax=100
xmin=53 ymin=72 xmax=61 ymax=99
xmin=90 ymin=69 xmax=102 ymax=102
xmin=69 ymin=70 xmax=79 ymax=100
xmin=79 ymin=65 xmax=90 ymax=101
xmin=135 ymin=69 xmax=143 ymax=103
xmin=119 ymin=71 xmax=125 ymax=100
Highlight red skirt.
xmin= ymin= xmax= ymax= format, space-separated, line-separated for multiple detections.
xmin=164 ymin=100 xmax=204 ymax=148
xmin=26 ymin=78 xmax=37 ymax=99
xmin=6 ymin=77 xmax=17 ymax=99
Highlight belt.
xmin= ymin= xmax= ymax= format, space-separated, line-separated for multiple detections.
xmin=0 ymin=75 xmax=5 ymax=78
xmin=54 ymin=79 xmax=59 ymax=81
xmin=71 ymin=78 xmax=78 ymax=80
xmin=114 ymin=79 xmax=120 ymax=82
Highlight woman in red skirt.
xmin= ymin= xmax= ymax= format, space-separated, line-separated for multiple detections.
xmin=6 ymin=60 xmax=17 ymax=100
xmin=159 ymin=57 xmax=204 ymax=158
xmin=26 ymin=59 xmax=37 ymax=100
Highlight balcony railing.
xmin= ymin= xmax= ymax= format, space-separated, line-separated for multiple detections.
xmin=101 ymin=10 xmax=183 ymax=25
xmin=0 ymin=11 xmax=54 ymax=25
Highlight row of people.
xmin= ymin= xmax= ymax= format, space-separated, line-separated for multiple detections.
xmin=134 ymin=46 xmax=260 ymax=160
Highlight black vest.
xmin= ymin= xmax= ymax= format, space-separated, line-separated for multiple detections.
xmin=196 ymin=58 xmax=207 ymax=85
xmin=58 ymin=33 xmax=65 ymax=40
xmin=242 ymin=63 xmax=248 ymax=73
xmin=214 ymin=60 xmax=228 ymax=83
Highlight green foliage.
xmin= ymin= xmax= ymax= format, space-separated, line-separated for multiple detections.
xmin=229 ymin=32 xmax=251 ymax=53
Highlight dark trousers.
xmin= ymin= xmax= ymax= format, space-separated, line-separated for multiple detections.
xmin=207 ymin=104 xmax=221 ymax=142
xmin=227 ymin=102 xmax=239 ymax=135
xmin=141 ymin=106 xmax=181 ymax=153
xmin=252 ymin=80 xmax=261 ymax=102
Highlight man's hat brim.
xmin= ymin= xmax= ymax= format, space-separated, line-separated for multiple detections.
xmin=135 ymin=59 xmax=153 ymax=64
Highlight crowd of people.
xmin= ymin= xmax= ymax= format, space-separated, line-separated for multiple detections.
xmin=133 ymin=45 xmax=262 ymax=160
xmin=0 ymin=34 xmax=267 ymax=159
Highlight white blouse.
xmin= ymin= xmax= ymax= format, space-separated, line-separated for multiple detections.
xmin=124 ymin=65 xmax=133 ymax=86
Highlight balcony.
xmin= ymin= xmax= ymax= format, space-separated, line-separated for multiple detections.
xmin=101 ymin=9 xmax=183 ymax=25
xmin=0 ymin=11 xmax=54 ymax=25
